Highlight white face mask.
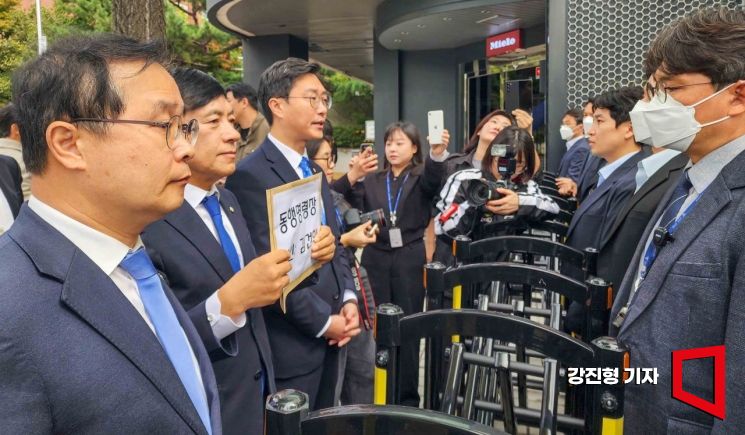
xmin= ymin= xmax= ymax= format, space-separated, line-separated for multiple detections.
xmin=629 ymin=100 xmax=654 ymax=145
xmin=582 ymin=116 xmax=594 ymax=136
xmin=559 ymin=125 xmax=574 ymax=140
xmin=637 ymin=83 xmax=734 ymax=152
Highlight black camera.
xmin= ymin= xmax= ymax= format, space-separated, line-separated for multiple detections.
xmin=333 ymin=196 xmax=387 ymax=229
xmin=343 ymin=208 xmax=387 ymax=229
xmin=463 ymin=142 xmax=518 ymax=207
xmin=464 ymin=179 xmax=509 ymax=206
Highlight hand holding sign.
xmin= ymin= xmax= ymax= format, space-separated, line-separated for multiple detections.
xmin=311 ymin=225 xmax=336 ymax=264
xmin=217 ymin=249 xmax=291 ymax=317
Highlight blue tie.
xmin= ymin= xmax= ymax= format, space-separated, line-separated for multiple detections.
xmin=640 ymin=171 xmax=692 ymax=279
xmin=119 ymin=248 xmax=212 ymax=434
xmin=299 ymin=157 xmax=326 ymax=225
xmin=202 ymin=194 xmax=242 ymax=273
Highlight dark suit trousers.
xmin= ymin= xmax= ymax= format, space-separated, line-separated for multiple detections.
xmin=362 ymin=239 xmax=426 ymax=406
xmin=276 ymin=346 xmax=339 ymax=410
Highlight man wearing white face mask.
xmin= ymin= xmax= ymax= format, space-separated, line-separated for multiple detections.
xmin=609 ymin=8 xmax=745 ymax=433
xmin=557 ymin=107 xmax=590 ymax=182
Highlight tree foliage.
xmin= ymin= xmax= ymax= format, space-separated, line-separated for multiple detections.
xmin=0 ymin=0 xmax=369 ymax=138
xmin=0 ymin=0 xmax=242 ymax=103
xmin=320 ymin=67 xmax=373 ymax=147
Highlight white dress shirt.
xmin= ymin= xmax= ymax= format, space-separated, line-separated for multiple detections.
xmin=27 ymin=196 xmax=208 ymax=405
xmin=268 ymin=133 xmax=356 ymax=337
xmin=184 ymin=183 xmax=248 ymax=340
xmin=0 ymin=190 xmax=13 ymax=235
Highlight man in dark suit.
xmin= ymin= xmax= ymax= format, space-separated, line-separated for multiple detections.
xmin=598 ymin=151 xmax=688 ymax=291
xmin=0 ymin=154 xmax=22 ymax=233
xmin=611 ymin=8 xmax=745 ymax=432
xmin=557 ymin=107 xmax=590 ymax=182
xmin=0 ymin=34 xmax=222 ymax=434
xmin=226 ymin=58 xmax=359 ymax=410
xmin=142 ymin=68 xmax=293 ymax=435
xmin=566 ymin=86 xmax=648 ymax=254
xmin=564 ymin=87 xmax=649 ymax=333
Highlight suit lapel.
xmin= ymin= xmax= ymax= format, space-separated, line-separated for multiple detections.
xmin=261 ymin=139 xmax=300 ymax=184
xmin=11 ymin=209 xmax=209 ymax=435
xmin=603 ymin=154 xmax=687 ymax=245
xmin=165 ymin=202 xmax=234 ymax=282
xmin=569 ymin=152 xmax=642 ymax=236
xmin=619 ymin=175 xmax=731 ymax=333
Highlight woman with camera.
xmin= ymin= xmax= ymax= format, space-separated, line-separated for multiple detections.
xmin=332 ymin=121 xmax=448 ymax=406
xmin=434 ymin=126 xmax=559 ymax=242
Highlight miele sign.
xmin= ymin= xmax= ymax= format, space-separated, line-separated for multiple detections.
xmin=486 ymin=29 xmax=522 ymax=57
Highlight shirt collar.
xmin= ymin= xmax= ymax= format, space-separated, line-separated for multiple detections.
xmin=268 ymin=132 xmax=308 ymax=171
xmin=597 ymin=150 xmax=639 ymax=183
xmin=640 ymin=149 xmax=681 ymax=178
xmin=566 ymin=136 xmax=582 ymax=150
xmin=687 ymin=133 xmax=745 ymax=195
xmin=0 ymin=138 xmax=22 ymax=151
xmin=184 ymin=183 xmax=219 ymax=210
xmin=27 ymin=196 xmax=142 ymax=276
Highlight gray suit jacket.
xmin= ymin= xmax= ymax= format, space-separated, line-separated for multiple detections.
xmin=0 ymin=206 xmax=222 ymax=434
xmin=610 ymin=149 xmax=745 ymax=433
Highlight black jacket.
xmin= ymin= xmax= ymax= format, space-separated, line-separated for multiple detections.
xmin=225 ymin=138 xmax=354 ymax=379
xmin=142 ymin=187 xmax=274 ymax=435
xmin=598 ymin=152 xmax=688 ymax=291
xmin=333 ymin=157 xmax=444 ymax=251
xmin=0 ymin=155 xmax=22 ymax=218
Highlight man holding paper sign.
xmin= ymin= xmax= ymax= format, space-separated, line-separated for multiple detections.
xmin=142 ymin=68 xmax=292 ymax=435
xmin=226 ymin=58 xmax=359 ymax=410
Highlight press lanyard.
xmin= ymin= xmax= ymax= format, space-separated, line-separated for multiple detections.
xmin=386 ymin=171 xmax=410 ymax=227
xmin=615 ymin=190 xmax=703 ymax=329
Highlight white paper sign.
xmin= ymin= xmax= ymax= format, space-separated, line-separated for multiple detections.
xmin=267 ymin=173 xmax=324 ymax=311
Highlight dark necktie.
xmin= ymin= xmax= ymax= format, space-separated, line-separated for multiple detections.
xmin=202 ymin=194 xmax=242 ymax=273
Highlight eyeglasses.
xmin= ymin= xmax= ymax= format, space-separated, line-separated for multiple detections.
xmin=72 ymin=115 xmax=199 ymax=149
xmin=644 ymin=80 xmax=713 ymax=102
xmin=286 ymin=94 xmax=333 ymax=110
xmin=312 ymin=155 xmax=337 ymax=167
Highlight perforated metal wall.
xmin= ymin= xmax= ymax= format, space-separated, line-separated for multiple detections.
xmin=565 ymin=0 xmax=743 ymax=106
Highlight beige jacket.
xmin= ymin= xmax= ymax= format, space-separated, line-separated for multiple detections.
xmin=235 ymin=112 xmax=270 ymax=161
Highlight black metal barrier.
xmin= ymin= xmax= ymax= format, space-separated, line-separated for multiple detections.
xmin=265 ymin=389 xmax=502 ymax=435
xmin=372 ymin=306 xmax=627 ymax=435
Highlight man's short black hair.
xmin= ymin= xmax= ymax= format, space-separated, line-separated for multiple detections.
xmin=11 ymin=33 xmax=168 ymax=174
xmin=0 ymin=103 xmax=17 ymax=138
xmin=258 ymin=57 xmax=322 ymax=125
xmin=592 ymin=86 xmax=644 ymax=126
xmin=563 ymin=107 xmax=583 ymax=125
xmin=644 ymin=8 xmax=745 ymax=92
xmin=171 ymin=67 xmax=225 ymax=114
xmin=226 ymin=82 xmax=259 ymax=111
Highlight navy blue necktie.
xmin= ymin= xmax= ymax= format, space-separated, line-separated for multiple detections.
xmin=640 ymin=171 xmax=692 ymax=279
xmin=120 ymin=248 xmax=212 ymax=434
xmin=299 ymin=157 xmax=326 ymax=225
xmin=202 ymin=194 xmax=242 ymax=273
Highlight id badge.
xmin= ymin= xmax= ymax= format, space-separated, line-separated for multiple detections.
xmin=389 ymin=227 xmax=403 ymax=248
